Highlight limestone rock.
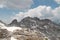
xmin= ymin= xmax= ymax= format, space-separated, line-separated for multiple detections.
xmin=13 ymin=28 xmax=48 ymax=40
xmin=0 ymin=29 xmax=11 ymax=40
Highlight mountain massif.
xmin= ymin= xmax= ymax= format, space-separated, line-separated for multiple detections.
xmin=0 ymin=17 xmax=60 ymax=40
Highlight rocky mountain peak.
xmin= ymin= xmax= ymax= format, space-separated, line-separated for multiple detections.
xmin=9 ymin=19 xmax=19 ymax=27
xmin=11 ymin=19 xmax=17 ymax=24
xmin=0 ymin=17 xmax=60 ymax=40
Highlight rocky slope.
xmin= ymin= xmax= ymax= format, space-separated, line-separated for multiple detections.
xmin=12 ymin=28 xmax=47 ymax=40
xmin=0 ymin=17 xmax=60 ymax=40
xmin=0 ymin=23 xmax=47 ymax=40
xmin=9 ymin=17 xmax=60 ymax=40
xmin=9 ymin=19 xmax=20 ymax=27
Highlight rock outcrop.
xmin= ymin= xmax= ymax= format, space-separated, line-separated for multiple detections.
xmin=12 ymin=28 xmax=48 ymax=40
xmin=0 ymin=29 xmax=11 ymax=40
xmin=0 ymin=17 xmax=60 ymax=40
xmin=0 ymin=28 xmax=48 ymax=40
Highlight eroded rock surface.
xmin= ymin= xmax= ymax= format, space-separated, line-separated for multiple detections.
xmin=12 ymin=28 xmax=48 ymax=40
xmin=0 ymin=28 xmax=48 ymax=40
xmin=0 ymin=29 xmax=11 ymax=40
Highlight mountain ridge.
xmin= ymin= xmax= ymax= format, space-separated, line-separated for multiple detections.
xmin=0 ymin=17 xmax=60 ymax=40
xmin=8 ymin=17 xmax=60 ymax=40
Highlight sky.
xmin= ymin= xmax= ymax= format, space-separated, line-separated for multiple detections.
xmin=0 ymin=0 xmax=60 ymax=24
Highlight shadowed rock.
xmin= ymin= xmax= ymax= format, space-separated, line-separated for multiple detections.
xmin=9 ymin=19 xmax=20 ymax=27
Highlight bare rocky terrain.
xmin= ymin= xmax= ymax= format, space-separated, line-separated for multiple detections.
xmin=0 ymin=17 xmax=60 ymax=40
xmin=0 ymin=26 xmax=48 ymax=40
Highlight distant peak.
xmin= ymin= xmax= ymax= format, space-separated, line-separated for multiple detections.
xmin=0 ymin=20 xmax=6 ymax=25
xmin=9 ymin=19 xmax=18 ymax=25
xmin=0 ymin=20 xmax=3 ymax=23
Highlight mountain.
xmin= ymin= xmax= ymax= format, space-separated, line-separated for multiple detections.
xmin=19 ymin=17 xmax=52 ymax=28
xmin=8 ymin=19 xmax=20 ymax=27
xmin=0 ymin=20 xmax=6 ymax=25
xmin=9 ymin=17 xmax=60 ymax=40
xmin=0 ymin=20 xmax=7 ymax=26
xmin=1 ymin=17 xmax=60 ymax=40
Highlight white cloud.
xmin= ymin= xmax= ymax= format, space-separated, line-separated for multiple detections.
xmin=0 ymin=0 xmax=33 ymax=10
xmin=12 ymin=6 xmax=53 ymax=21
xmin=55 ymin=0 xmax=60 ymax=4
xmin=52 ymin=7 xmax=60 ymax=22
xmin=12 ymin=6 xmax=60 ymax=23
xmin=0 ymin=0 xmax=7 ymax=8
xmin=0 ymin=4 xmax=5 ymax=8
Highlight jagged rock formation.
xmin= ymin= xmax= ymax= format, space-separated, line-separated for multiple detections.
xmin=0 ymin=22 xmax=47 ymax=40
xmin=9 ymin=17 xmax=60 ymax=40
xmin=0 ymin=17 xmax=60 ymax=40
xmin=0 ymin=29 xmax=9 ymax=38
xmin=0 ymin=29 xmax=11 ymax=40
xmin=12 ymin=28 xmax=48 ymax=40
xmin=19 ymin=17 xmax=60 ymax=40
xmin=8 ymin=19 xmax=20 ymax=27
xmin=0 ymin=27 xmax=48 ymax=40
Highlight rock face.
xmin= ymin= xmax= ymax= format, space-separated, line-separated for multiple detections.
xmin=0 ymin=28 xmax=47 ymax=40
xmin=0 ymin=17 xmax=60 ymax=40
xmin=9 ymin=19 xmax=19 ymax=27
xmin=0 ymin=29 xmax=8 ymax=38
xmin=9 ymin=17 xmax=60 ymax=40
xmin=19 ymin=17 xmax=60 ymax=40
xmin=0 ymin=29 xmax=11 ymax=40
xmin=0 ymin=22 xmax=47 ymax=40
xmin=12 ymin=28 xmax=47 ymax=40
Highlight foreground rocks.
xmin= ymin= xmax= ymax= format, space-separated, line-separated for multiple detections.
xmin=0 ymin=28 xmax=48 ymax=40
xmin=13 ymin=28 xmax=47 ymax=40
xmin=0 ymin=29 xmax=11 ymax=40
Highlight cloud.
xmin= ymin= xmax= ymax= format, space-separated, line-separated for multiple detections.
xmin=0 ymin=0 xmax=33 ymax=10
xmin=52 ymin=7 xmax=60 ymax=22
xmin=0 ymin=0 xmax=7 ymax=8
xmin=12 ymin=5 xmax=60 ymax=23
xmin=55 ymin=0 xmax=60 ymax=4
xmin=12 ymin=6 xmax=53 ymax=21
xmin=0 ymin=4 xmax=5 ymax=8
